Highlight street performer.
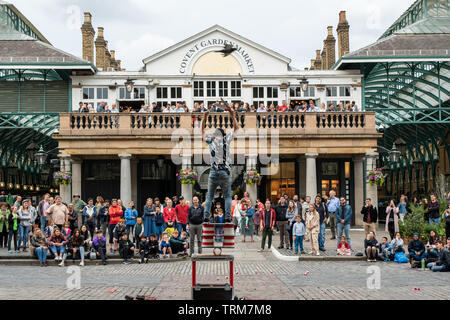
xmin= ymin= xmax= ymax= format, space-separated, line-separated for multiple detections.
xmin=202 ymin=100 xmax=239 ymax=224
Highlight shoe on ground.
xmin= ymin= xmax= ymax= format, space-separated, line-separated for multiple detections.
xmin=295 ymin=252 xmax=299 ymax=255
xmin=15 ymin=250 xmax=20 ymax=253
xmin=224 ymin=218 xmax=232 ymax=224
xmin=40 ymin=262 xmax=44 ymax=267
xmin=257 ymin=249 xmax=264 ymax=252
xmin=309 ymin=251 xmax=314 ymax=255
xmin=203 ymin=218 xmax=210 ymax=223
xmin=102 ymin=261 xmax=107 ymax=265
xmin=58 ymin=261 xmax=64 ymax=267
xmin=79 ymin=261 xmax=85 ymax=266
xmin=301 ymin=251 xmax=306 ymax=254
xmin=267 ymin=248 xmax=272 ymax=252
xmin=367 ymin=259 xmax=371 ymax=262
xmin=277 ymin=246 xmax=284 ymax=249
xmin=319 ymin=248 xmax=326 ymax=252
xmin=330 ymin=237 xmax=336 ymax=240
xmin=44 ymin=262 xmax=48 ymax=267
xmin=54 ymin=256 xmax=58 ymax=261
xmin=316 ymin=252 xmax=320 ymax=256
xmin=8 ymin=250 xmax=13 ymax=254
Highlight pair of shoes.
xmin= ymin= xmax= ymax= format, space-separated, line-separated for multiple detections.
xmin=8 ymin=250 xmax=13 ymax=254
xmin=122 ymin=260 xmax=130 ymax=265
xmin=79 ymin=261 xmax=85 ymax=266
xmin=54 ymin=256 xmax=59 ymax=261
xmin=319 ymin=248 xmax=326 ymax=252
xmin=15 ymin=250 xmax=20 ymax=253
xmin=102 ymin=261 xmax=107 ymax=265
xmin=58 ymin=261 xmax=64 ymax=267
xmin=22 ymin=248 xmax=28 ymax=252
xmin=277 ymin=246 xmax=284 ymax=249
xmin=40 ymin=262 xmax=44 ymax=267
xmin=44 ymin=262 xmax=49 ymax=267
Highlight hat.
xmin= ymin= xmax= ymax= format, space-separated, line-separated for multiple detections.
xmin=179 ymin=196 xmax=184 ymax=200
xmin=73 ymin=194 xmax=80 ymax=198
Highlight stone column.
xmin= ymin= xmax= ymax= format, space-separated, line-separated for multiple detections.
xmin=71 ymin=159 xmax=82 ymax=201
xmin=131 ymin=159 xmax=138 ymax=205
xmin=366 ymin=153 xmax=379 ymax=223
xmin=119 ymin=154 xmax=132 ymax=206
xmin=353 ymin=156 xmax=364 ymax=227
xmin=58 ymin=154 xmax=71 ymax=204
xmin=305 ymin=153 xmax=318 ymax=199
xmin=297 ymin=157 xmax=306 ymax=197
xmin=181 ymin=156 xmax=193 ymax=203
xmin=246 ymin=155 xmax=258 ymax=205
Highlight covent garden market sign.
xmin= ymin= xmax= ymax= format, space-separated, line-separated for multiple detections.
xmin=179 ymin=38 xmax=256 ymax=74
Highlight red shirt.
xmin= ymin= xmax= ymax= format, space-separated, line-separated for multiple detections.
xmin=163 ymin=207 xmax=176 ymax=223
xmin=278 ymin=105 xmax=287 ymax=112
xmin=109 ymin=205 xmax=123 ymax=225
xmin=175 ymin=204 xmax=189 ymax=224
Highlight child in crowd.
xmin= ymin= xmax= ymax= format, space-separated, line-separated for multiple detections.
xmin=113 ymin=218 xmax=127 ymax=253
xmin=160 ymin=232 xmax=172 ymax=259
xmin=0 ymin=203 xmax=10 ymax=248
xmin=92 ymin=230 xmax=107 ymax=265
xmin=148 ymin=234 xmax=159 ymax=259
xmin=377 ymin=236 xmax=391 ymax=262
xmin=44 ymin=219 xmax=55 ymax=239
xmin=155 ymin=206 xmax=164 ymax=240
xmin=214 ymin=209 xmax=224 ymax=243
xmin=292 ymin=215 xmax=306 ymax=255
xmin=118 ymin=233 xmax=135 ymax=264
xmin=337 ymin=236 xmax=351 ymax=256
xmin=61 ymin=222 xmax=71 ymax=239
xmin=164 ymin=220 xmax=175 ymax=238
xmin=134 ymin=217 xmax=144 ymax=250
xmin=124 ymin=201 xmax=138 ymax=241
xmin=138 ymin=235 xmax=149 ymax=264
xmin=169 ymin=229 xmax=188 ymax=256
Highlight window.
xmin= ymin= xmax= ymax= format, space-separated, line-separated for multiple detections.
xmin=231 ymin=81 xmax=241 ymax=97
xmin=157 ymin=87 xmax=168 ymax=99
xmin=326 ymin=86 xmax=337 ymax=97
xmin=303 ymin=86 xmax=315 ymax=97
xmin=119 ymin=88 xmax=131 ymax=99
xmin=83 ymin=88 xmax=94 ymax=100
xmin=170 ymin=87 xmax=182 ymax=99
xmin=267 ymin=101 xmax=279 ymax=107
xmin=194 ymin=81 xmax=204 ymax=97
xmin=207 ymin=81 xmax=216 ymax=97
xmin=253 ymin=87 xmax=264 ymax=99
xmin=218 ymin=81 xmax=229 ymax=97
xmin=96 ymin=88 xmax=108 ymax=100
xmin=289 ymin=87 xmax=302 ymax=98
xmin=267 ymin=87 xmax=278 ymax=99
xmin=339 ymin=86 xmax=351 ymax=97
xmin=134 ymin=87 xmax=146 ymax=99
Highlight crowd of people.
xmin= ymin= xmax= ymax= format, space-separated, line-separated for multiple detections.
xmin=76 ymin=100 xmax=359 ymax=114
xmin=0 ymin=190 xmax=449 ymax=272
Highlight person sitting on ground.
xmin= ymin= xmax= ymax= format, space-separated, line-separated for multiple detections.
xmin=61 ymin=222 xmax=71 ymax=239
xmin=446 ymin=237 xmax=450 ymax=250
xmin=160 ymin=232 xmax=172 ymax=259
xmin=138 ymin=235 xmax=149 ymax=264
xmin=92 ymin=230 xmax=107 ymax=265
xmin=31 ymin=228 xmax=48 ymax=267
xmin=292 ymin=215 xmax=306 ymax=255
xmin=426 ymin=240 xmax=450 ymax=272
xmin=426 ymin=230 xmax=441 ymax=261
xmin=169 ymin=229 xmax=188 ymax=256
xmin=389 ymin=232 xmax=405 ymax=260
xmin=47 ymin=228 xmax=68 ymax=267
xmin=148 ymin=234 xmax=159 ymax=259
xmin=408 ymin=232 xmax=427 ymax=268
xmin=164 ymin=220 xmax=175 ymax=238
xmin=118 ymin=233 xmax=135 ymax=264
xmin=80 ymin=224 xmax=91 ymax=251
xmin=134 ymin=217 xmax=145 ymax=250
xmin=364 ymin=231 xmax=378 ymax=262
xmin=69 ymin=229 xmax=86 ymax=266
xmin=113 ymin=218 xmax=127 ymax=252
xmin=337 ymin=236 xmax=351 ymax=256
xmin=377 ymin=236 xmax=391 ymax=262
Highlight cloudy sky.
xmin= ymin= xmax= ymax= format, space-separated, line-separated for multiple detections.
xmin=10 ymin=0 xmax=413 ymax=70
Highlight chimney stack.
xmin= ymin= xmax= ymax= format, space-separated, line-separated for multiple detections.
xmin=310 ymin=59 xmax=315 ymax=70
xmin=324 ymin=26 xmax=336 ymax=69
xmin=110 ymin=50 xmax=115 ymax=60
xmin=337 ymin=11 xmax=350 ymax=58
xmin=314 ymin=50 xmax=322 ymax=70
xmin=105 ymin=40 xmax=111 ymax=70
xmin=95 ymin=27 xmax=106 ymax=70
xmin=81 ymin=12 xmax=95 ymax=64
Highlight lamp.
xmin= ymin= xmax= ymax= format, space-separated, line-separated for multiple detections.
xmin=157 ymin=158 xmax=165 ymax=168
xmin=300 ymin=78 xmax=309 ymax=92
xmin=26 ymin=139 xmax=40 ymax=162
xmin=389 ymin=143 xmax=401 ymax=163
xmin=393 ymin=138 xmax=407 ymax=155
xmin=125 ymin=78 xmax=135 ymax=93
xmin=35 ymin=145 xmax=47 ymax=166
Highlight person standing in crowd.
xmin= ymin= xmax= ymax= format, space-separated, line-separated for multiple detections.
xmin=188 ymin=196 xmax=204 ymax=256
xmin=361 ymin=198 xmax=378 ymax=237
xmin=37 ymin=193 xmax=50 ymax=232
xmin=92 ymin=230 xmax=107 ymax=265
xmin=253 ymin=201 xmax=262 ymax=236
xmin=428 ymin=194 xmax=440 ymax=225
xmin=385 ymin=200 xmax=400 ymax=240
xmin=143 ymin=198 xmax=156 ymax=238
xmin=154 ymin=205 xmax=165 ymax=240
xmin=326 ymin=190 xmax=340 ymax=240
xmin=443 ymin=203 xmax=450 ymax=240
xmin=408 ymin=232 xmax=427 ymax=268
xmin=364 ymin=231 xmax=378 ymax=262
xmin=46 ymin=196 xmax=69 ymax=230
xmin=258 ymin=200 xmax=276 ymax=252
xmin=48 ymin=228 xmax=68 ymax=267
xmin=97 ymin=199 xmax=110 ymax=237
xmin=117 ymin=199 xmax=126 ymax=213
xmin=275 ymin=196 xmax=289 ymax=250
xmin=242 ymin=198 xmax=255 ymax=243
xmin=163 ymin=199 xmax=176 ymax=231
xmin=124 ymin=201 xmax=138 ymax=240
xmin=82 ymin=198 xmax=97 ymax=237
xmin=336 ymin=197 xmax=353 ymax=250
xmin=7 ymin=206 xmax=19 ymax=254
xmin=31 ymin=228 xmax=48 ymax=267
xmin=286 ymin=200 xmax=298 ymax=250
xmin=67 ymin=204 xmax=77 ymax=231
xmin=72 ymin=194 xmax=86 ymax=230
xmin=315 ymin=195 xmax=328 ymax=252
xmin=292 ymin=215 xmax=306 ymax=255
xmin=398 ymin=194 xmax=408 ymax=222
xmin=0 ymin=203 xmax=10 ymax=248
xmin=17 ymin=199 xmax=33 ymax=252
xmin=108 ymin=199 xmax=123 ymax=253
xmin=175 ymin=196 xmax=189 ymax=233
xmin=306 ymin=204 xmax=320 ymax=256
xmin=13 ymin=196 xmax=22 ymax=209
xmin=301 ymin=196 xmax=311 ymax=221
xmin=426 ymin=241 xmax=450 ymax=272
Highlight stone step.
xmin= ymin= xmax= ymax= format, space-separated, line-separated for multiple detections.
xmin=0 ymin=257 xmax=188 ymax=266
xmin=298 ymin=256 xmax=366 ymax=261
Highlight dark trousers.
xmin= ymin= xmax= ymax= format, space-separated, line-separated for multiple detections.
xmin=140 ymin=250 xmax=149 ymax=260
xmin=189 ymin=224 xmax=202 ymax=255
xmin=120 ymin=246 xmax=133 ymax=261
xmin=276 ymin=221 xmax=289 ymax=248
xmin=96 ymin=247 xmax=107 ymax=262
xmin=287 ymin=224 xmax=293 ymax=248
xmin=261 ymin=227 xmax=273 ymax=249
xmin=8 ymin=230 xmax=18 ymax=251
xmin=108 ymin=224 xmax=116 ymax=244
xmin=86 ymin=223 xmax=95 ymax=240
xmin=446 ymin=222 xmax=450 ymax=242
xmin=0 ymin=229 xmax=8 ymax=247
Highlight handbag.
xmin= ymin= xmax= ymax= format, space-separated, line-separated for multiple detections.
xmin=394 ymin=251 xmax=408 ymax=264
xmin=89 ymin=249 xmax=97 ymax=260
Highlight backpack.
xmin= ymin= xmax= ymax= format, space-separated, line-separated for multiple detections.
xmin=394 ymin=251 xmax=409 ymax=264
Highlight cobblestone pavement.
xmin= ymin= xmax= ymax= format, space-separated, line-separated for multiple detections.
xmin=0 ymin=230 xmax=449 ymax=300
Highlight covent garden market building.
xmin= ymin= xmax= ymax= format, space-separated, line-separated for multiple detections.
xmin=0 ymin=0 xmax=449 ymax=226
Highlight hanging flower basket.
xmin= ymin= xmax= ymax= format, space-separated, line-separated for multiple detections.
xmin=177 ymin=169 xmax=198 ymax=185
xmin=243 ymin=170 xmax=262 ymax=186
xmin=367 ymin=169 xmax=385 ymax=188
xmin=53 ymin=171 xmax=72 ymax=186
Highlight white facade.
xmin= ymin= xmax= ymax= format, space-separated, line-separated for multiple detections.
xmin=71 ymin=25 xmax=362 ymax=111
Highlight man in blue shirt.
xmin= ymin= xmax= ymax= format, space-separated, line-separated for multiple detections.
xmin=336 ymin=197 xmax=353 ymax=250
xmin=326 ymin=190 xmax=340 ymax=240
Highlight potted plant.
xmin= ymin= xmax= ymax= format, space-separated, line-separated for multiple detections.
xmin=243 ymin=170 xmax=262 ymax=186
xmin=53 ymin=171 xmax=72 ymax=186
xmin=177 ymin=169 xmax=198 ymax=185
xmin=367 ymin=168 xmax=385 ymax=188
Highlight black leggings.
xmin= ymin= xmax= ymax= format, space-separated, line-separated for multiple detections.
xmin=109 ymin=224 xmax=116 ymax=244
xmin=446 ymin=222 xmax=450 ymax=242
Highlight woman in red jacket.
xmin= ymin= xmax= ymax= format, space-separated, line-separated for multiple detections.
xmin=108 ymin=199 xmax=123 ymax=252
xmin=163 ymin=199 xmax=176 ymax=230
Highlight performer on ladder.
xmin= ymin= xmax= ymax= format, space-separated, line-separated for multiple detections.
xmin=201 ymin=101 xmax=239 ymax=224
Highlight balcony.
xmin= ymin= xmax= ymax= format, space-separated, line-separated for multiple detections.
xmin=56 ymin=112 xmax=380 ymax=156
